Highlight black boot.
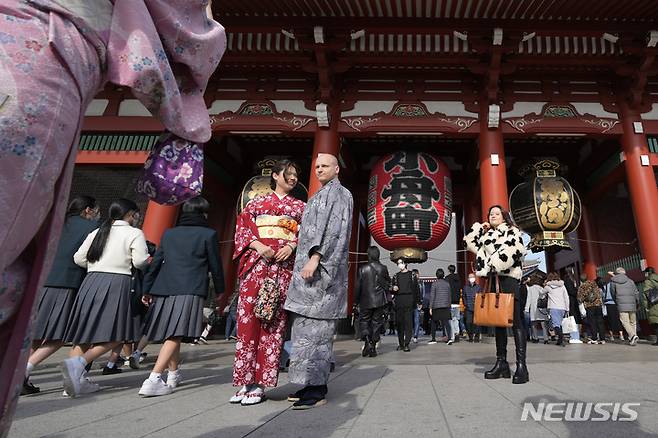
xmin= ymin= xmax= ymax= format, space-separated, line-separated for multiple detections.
xmin=512 ymin=327 xmax=529 ymax=384
xmin=362 ymin=336 xmax=372 ymax=357
xmin=485 ymin=328 xmax=510 ymax=379
xmin=369 ymin=339 xmax=378 ymax=357
xmin=556 ymin=327 xmax=565 ymax=347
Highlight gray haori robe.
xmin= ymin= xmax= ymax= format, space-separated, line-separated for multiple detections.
xmin=288 ymin=315 xmax=337 ymax=386
xmin=284 ymin=177 xmax=354 ymax=319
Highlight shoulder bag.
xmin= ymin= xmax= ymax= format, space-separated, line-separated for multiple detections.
xmin=473 ymin=275 xmax=514 ymax=328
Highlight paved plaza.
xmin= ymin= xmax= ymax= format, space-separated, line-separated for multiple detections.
xmin=11 ymin=335 xmax=658 ymax=438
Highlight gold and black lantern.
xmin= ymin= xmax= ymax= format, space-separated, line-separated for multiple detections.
xmin=509 ymin=160 xmax=581 ymax=252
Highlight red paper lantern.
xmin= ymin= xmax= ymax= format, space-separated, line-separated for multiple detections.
xmin=367 ymin=151 xmax=452 ymax=262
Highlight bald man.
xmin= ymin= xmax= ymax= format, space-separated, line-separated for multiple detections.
xmin=284 ymin=153 xmax=353 ymax=409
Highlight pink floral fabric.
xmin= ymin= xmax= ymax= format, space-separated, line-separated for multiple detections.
xmin=232 ymin=193 xmax=305 ymax=387
xmin=0 ymin=1 xmax=225 ymax=432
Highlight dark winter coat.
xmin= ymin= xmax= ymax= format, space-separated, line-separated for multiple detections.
xmin=429 ymin=278 xmax=452 ymax=309
xmin=462 ymin=282 xmax=481 ymax=311
xmin=44 ymin=215 xmax=97 ymax=290
xmin=143 ymin=224 xmax=224 ymax=298
xmin=445 ymin=272 xmax=461 ymax=304
xmin=355 ymin=261 xmax=391 ymax=310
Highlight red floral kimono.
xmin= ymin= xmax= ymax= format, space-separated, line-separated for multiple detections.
xmin=232 ymin=192 xmax=305 ymax=387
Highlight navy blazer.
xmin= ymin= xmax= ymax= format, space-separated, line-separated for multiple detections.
xmin=43 ymin=216 xmax=98 ymax=290
xmin=143 ymin=225 xmax=224 ymax=298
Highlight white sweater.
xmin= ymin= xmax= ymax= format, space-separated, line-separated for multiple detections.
xmin=74 ymin=220 xmax=149 ymax=275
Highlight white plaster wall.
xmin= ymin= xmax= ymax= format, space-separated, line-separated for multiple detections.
xmin=571 ymin=102 xmax=618 ymax=119
xmin=208 ymin=99 xmax=245 ymax=114
xmin=342 ymin=101 xmax=397 ymax=117
xmin=422 ymin=101 xmax=477 ymax=116
xmin=642 ymin=103 xmax=658 ymax=120
xmin=118 ymin=99 xmax=151 ymax=116
xmin=84 ymin=99 xmax=109 ymax=116
xmin=502 ymin=102 xmax=547 ymax=118
xmin=270 ymin=100 xmax=317 ymax=116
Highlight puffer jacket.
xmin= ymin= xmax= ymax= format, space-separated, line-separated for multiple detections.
xmin=429 ymin=279 xmax=452 ymax=309
xmin=577 ymin=280 xmax=603 ymax=309
xmin=610 ymin=273 xmax=639 ymax=313
xmin=464 ymin=222 xmax=527 ymax=280
xmin=545 ymin=280 xmax=569 ymax=311
xmin=643 ymin=273 xmax=658 ymax=325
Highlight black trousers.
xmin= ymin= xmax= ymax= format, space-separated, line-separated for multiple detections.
xmin=586 ymin=306 xmax=606 ymax=341
xmin=488 ymin=276 xmax=525 ymax=360
xmin=464 ymin=310 xmax=480 ymax=335
xmin=359 ymin=306 xmax=386 ymax=343
xmin=422 ymin=308 xmax=431 ymax=334
xmin=395 ymin=306 xmax=414 ymax=347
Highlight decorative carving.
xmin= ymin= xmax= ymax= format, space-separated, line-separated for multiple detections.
xmin=209 ymin=115 xmax=235 ymax=126
xmin=437 ymin=116 xmax=477 ymax=132
xmin=543 ymin=104 xmax=578 ymax=118
xmin=342 ymin=116 xmax=381 ymax=131
xmin=581 ymin=118 xmax=619 ymax=133
xmin=273 ymin=113 xmax=314 ymax=131
xmin=504 ymin=117 xmax=542 ymax=133
xmin=393 ymin=104 xmax=428 ymax=117
xmin=239 ymin=103 xmax=274 ymax=116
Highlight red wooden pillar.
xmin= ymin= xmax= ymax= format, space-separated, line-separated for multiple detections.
xmin=142 ymin=201 xmax=179 ymax=245
xmin=308 ymin=106 xmax=340 ymax=197
xmin=619 ymin=104 xmax=658 ymax=269
xmin=579 ymin=205 xmax=599 ymax=280
xmin=478 ymin=113 xmax=509 ymax=220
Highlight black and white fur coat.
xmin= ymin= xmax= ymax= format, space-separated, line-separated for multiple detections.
xmin=464 ymin=222 xmax=527 ymax=280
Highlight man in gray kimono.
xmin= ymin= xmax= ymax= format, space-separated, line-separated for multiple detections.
xmin=284 ymin=152 xmax=353 ymax=409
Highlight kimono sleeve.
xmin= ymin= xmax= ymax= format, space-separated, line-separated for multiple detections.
xmin=307 ymin=189 xmax=353 ymax=259
xmin=487 ymin=226 xmax=526 ymax=272
xmin=233 ymin=199 xmax=260 ymax=260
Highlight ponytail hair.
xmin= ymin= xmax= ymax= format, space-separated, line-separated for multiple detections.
xmin=87 ymin=198 xmax=139 ymax=263
xmin=66 ymin=195 xmax=97 ymax=217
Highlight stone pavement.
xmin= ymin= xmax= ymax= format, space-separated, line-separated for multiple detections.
xmin=10 ymin=334 xmax=658 ymax=438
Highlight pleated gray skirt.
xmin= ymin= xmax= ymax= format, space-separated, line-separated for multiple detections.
xmin=143 ymin=294 xmax=204 ymax=343
xmin=64 ymin=272 xmax=140 ymax=344
xmin=32 ymin=287 xmax=76 ymax=342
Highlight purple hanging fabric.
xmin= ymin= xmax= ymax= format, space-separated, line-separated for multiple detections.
xmin=136 ymin=133 xmax=204 ymax=205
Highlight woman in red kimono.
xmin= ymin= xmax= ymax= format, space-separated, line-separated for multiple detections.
xmin=230 ymin=160 xmax=306 ymax=406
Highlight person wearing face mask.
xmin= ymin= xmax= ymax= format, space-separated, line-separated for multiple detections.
xmin=462 ymin=273 xmax=482 ymax=342
xmin=229 ymin=160 xmax=306 ymax=406
xmin=60 ymin=198 xmax=150 ymax=398
xmin=464 ymin=205 xmax=528 ymax=384
xmin=391 ymin=259 xmax=421 ymax=351
xmin=22 ymin=196 xmax=100 ymax=395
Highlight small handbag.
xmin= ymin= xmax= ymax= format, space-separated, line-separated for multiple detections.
xmin=561 ymin=314 xmax=578 ymax=333
xmin=537 ymin=293 xmax=548 ymax=309
xmin=254 ymin=265 xmax=280 ymax=323
xmin=136 ymin=132 xmax=204 ymax=205
xmin=473 ymin=275 xmax=515 ymax=328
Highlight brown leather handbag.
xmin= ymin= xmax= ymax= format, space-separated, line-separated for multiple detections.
xmin=473 ymin=276 xmax=514 ymax=328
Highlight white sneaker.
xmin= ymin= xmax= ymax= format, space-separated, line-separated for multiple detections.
xmin=61 ymin=358 xmax=85 ymax=398
xmin=229 ymin=386 xmax=249 ymax=404
xmin=139 ymin=378 xmax=173 ymax=397
xmin=166 ymin=371 xmax=183 ymax=388
xmin=412 ymin=337 xmax=418 ymax=343
xmin=569 ymin=339 xmax=583 ymax=344
xmin=630 ymin=335 xmax=639 ymax=346
xmin=446 ymin=339 xmax=454 ymax=345
xmin=63 ymin=376 xmax=101 ymax=397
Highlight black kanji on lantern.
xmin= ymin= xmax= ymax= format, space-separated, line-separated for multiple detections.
xmin=381 ymin=152 xmax=441 ymax=241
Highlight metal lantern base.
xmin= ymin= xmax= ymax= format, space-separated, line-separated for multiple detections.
xmin=390 ymin=248 xmax=427 ymax=263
